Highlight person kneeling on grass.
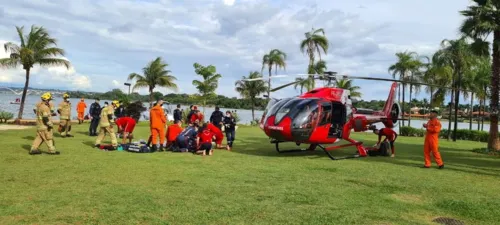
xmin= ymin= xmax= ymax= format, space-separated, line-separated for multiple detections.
xmin=373 ymin=128 xmax=397 ymax=157
xmin=175 ymin=122 xmax=199 ymax=152
xmin=195 ymin=123 xmax=216 ymax=156
xmin=115 ymin=116 xmax=137 ymax=144
xmin=207 ymin=121 xmax=224 ymax=149
xmin=165 ymin=119 xmax=183 ymax=150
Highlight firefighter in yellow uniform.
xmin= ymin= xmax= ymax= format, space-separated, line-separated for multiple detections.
xmin=95 ymin=100 xmax=120 ymax=149
xmin=30 ymin=92 xmax=60 ymax=155
xmin=58 ymin=93 xmax=73 ymax=137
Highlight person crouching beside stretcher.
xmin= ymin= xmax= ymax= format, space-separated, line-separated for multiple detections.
xmin=195 ymin=123 xmax=216 ymax=156
xmin=115 ymin=116 xmax=137 ymax=144
xmin=165 ymin=119 xmax=183 ymax=150
xmin=373 ymin=128 xmax=397 ymax=157
xmin=207 ymin=121 xmax=224 ymax=149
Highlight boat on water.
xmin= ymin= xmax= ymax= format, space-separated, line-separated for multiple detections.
xmin=10 ymin=98 xmax=21 ymax=104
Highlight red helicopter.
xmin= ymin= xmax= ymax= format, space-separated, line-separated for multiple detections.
xmin=244 ymin=72 xmax=450 ymax=160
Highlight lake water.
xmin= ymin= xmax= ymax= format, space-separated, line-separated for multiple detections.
xmin=1 ymin=93 xmax=496 ymax=132
xmin=0 ymin=94 xmax=262 ymax=124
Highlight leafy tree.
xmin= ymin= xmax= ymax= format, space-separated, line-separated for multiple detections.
xmin=388 ymin=51 xmax=423 ymax=127
xmin=192 ymin=63 xmax=222 ymax=114
xmin=261 ymin=49 xmax=286 ymax=98
xmin=433 ymin=38 xmax=475 ymax=140
xmin=300 ymin=28 xmax=329 ymax=90
xmin=235 ymin=71 xmax=268 ymax=120
xmin=0 ymin=25 xmax=70 ymax=120
xmin=127 ymin=57 xmax=178 ymax=107
xmin=459 ymin=0 xmax=500 ymax=151
xmin=335 ymin=78 xmax=361 ymax=98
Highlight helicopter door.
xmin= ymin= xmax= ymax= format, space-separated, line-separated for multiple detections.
xmin=330 ymin=102 xmax=346 ymax=138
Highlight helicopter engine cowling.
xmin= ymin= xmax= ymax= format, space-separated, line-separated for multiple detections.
xmin=352 ymin=116 xmax=368 ymax=132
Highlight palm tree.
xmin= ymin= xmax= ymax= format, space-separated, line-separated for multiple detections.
xmin=235 ymin=71 xmax=268 ymax=120
xmin=335 ymin=78 xmax=362 ymax=98
xmin=0 ymin=25 xmax=70 ymax=120
xmin=294 ymin=77 xmax=309 ymax=94
xmin=471 ymin=57 xmax=492 ymax=131
xmin=433 ymin=38 xmax=475 ymax=141
xmin=261 ymin=49 xmax=286 ymax=98
xmin=313 ymin=60 xmax=329 ymax=86
xmin=192 ymin=63 xmax=222 ymax=113
xmin=300 ymin=28 xmax=329 ymax=90
xmin=388 ymin=51 xmax=421 ymax=127
xmin=422 ymin=54 xmax=454 ymax=108
xmin=128 ymin=57 xmax=178 ymax=107
xmin=459 ymin=0 xmax=499 ymax=151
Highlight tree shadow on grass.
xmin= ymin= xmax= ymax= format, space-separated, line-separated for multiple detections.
xmin=21 ymin=144 xmax=30 ymax=152
xmin=82 ymin=141 xmax=95 ymax=148
xmin=232 ymin=136 xmax=500 ymax=178
xmin=22 ymin=136 xmax=34 ymax=140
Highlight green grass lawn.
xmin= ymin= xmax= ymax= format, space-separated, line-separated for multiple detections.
xmin=1 ymin=123 xmax=499 ymax=225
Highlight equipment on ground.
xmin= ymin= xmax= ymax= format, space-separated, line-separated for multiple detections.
xmin=242 ymin=72 xmax=464 ymax=160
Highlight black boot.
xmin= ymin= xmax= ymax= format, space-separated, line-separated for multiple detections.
xmin=151 ymin=145 xmax=157 ymax=152
xmin=159 ymin=146 xmax=164 ymax=152
xmin=29 ymin=150 xmax=42 ymax=155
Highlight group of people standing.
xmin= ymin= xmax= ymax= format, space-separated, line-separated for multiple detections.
xmin=149 ymin=103 xmax=237 ymax=155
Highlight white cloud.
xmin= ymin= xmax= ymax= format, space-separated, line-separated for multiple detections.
xmin=0 ymin=0 xmax=473 ymax=102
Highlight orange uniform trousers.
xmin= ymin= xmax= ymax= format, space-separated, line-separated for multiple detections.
xmin=151 ymin=127 xmax=165 ymax=145
xmin=77 ymin=111 xmax=85 ymax=120
xmin=424 ymin=135 xmax=443 ymax=167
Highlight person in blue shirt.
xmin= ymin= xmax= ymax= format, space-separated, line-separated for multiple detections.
xmin=175 ymin=122 xmax=199 ymax=152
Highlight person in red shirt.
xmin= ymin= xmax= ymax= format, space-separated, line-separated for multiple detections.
xmin=165 ymin=120 xmax=183 ymax=150
xmin=374 ymin=128 xmax=397 ymax=157
xmin=207 ymin=122 xmax=224 ymax=149
xmin=115 ymin=116 xmax=137 ymax=144
xmin=196 ymin=123 xmax=215 ymax=156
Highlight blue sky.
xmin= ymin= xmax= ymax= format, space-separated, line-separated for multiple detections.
xmin=0 ymin=0 xmax=475 ymax=103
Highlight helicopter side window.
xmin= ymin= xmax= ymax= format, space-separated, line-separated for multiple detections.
xmin=330 ymin=102 xmax=346 ymax=136
xmin=319 ymin=102 xmax=332 ymax=126
xmin=264 ymin=98 xmax=292 ymax=123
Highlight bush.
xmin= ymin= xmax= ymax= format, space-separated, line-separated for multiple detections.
xmin=400 ymin=126 xmax=424 ymax=137
xmin=232 ymin=111 xmax=240 ymax=124
xmin=123 ymin=101 xmax=147 ymax=122
xmin=399 ymin=126 xmax=498 ymax=143
xmin=250 ymin=118 xmax=260 ymax=126
xmin=439 ymin=129 xmax=491 ymax=142
xmin=0 ymin=111 xmax=14 ymax=123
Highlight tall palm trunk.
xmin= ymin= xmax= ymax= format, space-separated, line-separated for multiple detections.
xmin=401 ymin=83 xmax=406 ymax=127
xmin=447 ymin=74 xmax=455 ymax=140
xmin=398 ymin=83 xmax=402 ymax=133
xmin=481 ymin=93 xmax=486 ymax=131
xmin=267 ymin=66 xmax=272 ymax=98
xmin=251 ymin=98 xmax=255 ymax=121
xmin=149 ymin=88 xmax=154 ymax=108
xmin=469 ymin=92 xmax=474 ymax=130
xmin=477 ymin=98 xmax=482 ymax=131
xmin=488 ymin=31 xmax=499 ymax=151
xmin=16 ymin=68 xmax=30 ymax=122
xmin=408 ymin=74 xmax=413 ymax=126
xmin=452 ymin=69 xmax=462 ymax=141
xmin=430 ymin=87 xmax=434 ymax=108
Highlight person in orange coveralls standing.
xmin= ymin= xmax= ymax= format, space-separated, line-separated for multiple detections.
xmin=76 ymin=98 xmax=87 ymax=124
xmin=423 ymin=110 xmax=444 ymax=169
xmin=150 ymin=99 xmax=167 ymax=152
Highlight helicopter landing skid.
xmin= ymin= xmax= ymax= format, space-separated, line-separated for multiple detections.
xmin=317 ymin=138 xmax=367 ymax=160
xmin=272 ymin=140 xmax=316 ymax=154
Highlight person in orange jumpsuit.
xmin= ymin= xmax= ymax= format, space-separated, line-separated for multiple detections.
xmin=150 ymin=99 xmax=167 ymax=152
xmin=423 ymin=110 xmax=444 ymax=169
xmin=207 ymin=122 xmax=224 ymax=149
xmin=165 ymin=119 xmax=183 ymax=150
xmin=76 ymin=98 xmax=87 ymax=124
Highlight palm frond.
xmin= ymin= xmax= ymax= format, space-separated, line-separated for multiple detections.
xmin=37 ymin=58 xmax=71 ymax=69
